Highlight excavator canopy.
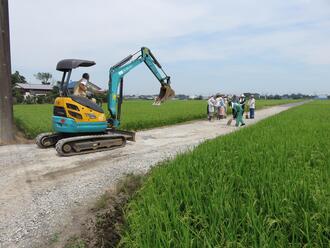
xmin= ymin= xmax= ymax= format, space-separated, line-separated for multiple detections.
xmin=56 ymin=59 xmax=95 ymax=72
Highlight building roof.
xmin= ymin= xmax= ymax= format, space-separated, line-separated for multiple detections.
xmin=16 ymin=83 xmax=53 ymax=90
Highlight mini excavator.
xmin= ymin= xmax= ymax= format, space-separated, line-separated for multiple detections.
xmin=36 ymin=47 xmax=174 ymax=156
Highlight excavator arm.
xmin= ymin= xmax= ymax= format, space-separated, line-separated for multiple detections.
xmin=108 ymin=47 xmax=174 ymax=128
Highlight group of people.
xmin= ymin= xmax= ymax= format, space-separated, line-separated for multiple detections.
xmin=207 ymin=95 xmax=229 ymax=121
xmin=207 ymin=94 xmax=256 ymax=127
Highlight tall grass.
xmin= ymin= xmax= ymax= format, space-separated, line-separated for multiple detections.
xmin=14 ymin=99 xmax=301 ymax=138
xmin=121 ymin=101 xmax=330 ymax=247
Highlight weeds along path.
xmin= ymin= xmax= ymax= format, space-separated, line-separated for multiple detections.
xmin=0 ymin=102 xmax=305 ymax=247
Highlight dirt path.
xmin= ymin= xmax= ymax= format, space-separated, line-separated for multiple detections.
xmin=0 ymin=102 xmax=304 ymax=247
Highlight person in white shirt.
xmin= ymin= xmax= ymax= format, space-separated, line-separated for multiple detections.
xmin=248 ymin=95 xmax=256 ymax=119
xmin=223 ymin=96 xmax=228 ymax=118
xmin=73 ymin=73 xmax=104 ymax=103
xmin=207 ymin=96 xmax=217 ymax=121
xmin=73 ymin=73 xmax=89 ymax=97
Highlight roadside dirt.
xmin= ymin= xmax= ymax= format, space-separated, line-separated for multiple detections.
xmin=63 ymin=174 xmax=145 ymax=248
xmin=14 ymin=127 xmax=33 ymax=144
xmin=0 ymin=102 xmax=305 ymax=247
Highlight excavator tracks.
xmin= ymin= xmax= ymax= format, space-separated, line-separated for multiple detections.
xmin=55 ymin=134 xmax=127 ymax=156
xmin=36 ymin=132 xmax=63 ymax=148
xmin=36 ymin=130 xmax=135 ymax=156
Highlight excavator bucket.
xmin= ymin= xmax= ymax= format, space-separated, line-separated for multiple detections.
xmin=153 ymin=84 xmax=175 ymax=105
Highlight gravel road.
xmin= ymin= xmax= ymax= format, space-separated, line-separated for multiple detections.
xmin=0 ymin=102 xmax=304 ymax=247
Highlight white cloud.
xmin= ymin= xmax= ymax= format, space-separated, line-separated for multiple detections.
xmin=8 ymin=0 xmax=330 ymax=93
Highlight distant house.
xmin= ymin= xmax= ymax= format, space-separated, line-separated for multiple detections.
xmin=15 ymin=83 xmax=53 ymax=98
xmin=315 ymin=95 xmax=328 ymax=100
xmin=174 ymin=94 xmax=189 ymax=100
xmin=124 ymin=95 xmax=138 ymax=100
xmin=243 ymin=93 xmax=261 ymax=99
xmin=139 ymin=95 xmax=155 ymax=100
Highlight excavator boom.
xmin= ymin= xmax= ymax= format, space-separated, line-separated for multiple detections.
xmin=108 ymin=47 xmax=175 ymax=128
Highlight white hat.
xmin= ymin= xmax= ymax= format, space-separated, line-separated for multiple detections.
xmin=241 ymin=94 xmax=245 ymax=97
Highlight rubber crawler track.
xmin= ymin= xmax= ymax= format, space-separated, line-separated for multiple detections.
xmin=55 ymin=134 xmax=127 ymax=156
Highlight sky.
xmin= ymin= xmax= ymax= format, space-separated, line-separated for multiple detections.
xmin=8 ymin=0 xmax=330 ymax=95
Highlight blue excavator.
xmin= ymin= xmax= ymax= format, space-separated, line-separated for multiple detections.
xmin=36 ymin=47 xmax=174 ymax=156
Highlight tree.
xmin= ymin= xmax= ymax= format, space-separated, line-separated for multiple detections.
xmin=11 ymin=70 xmax=26 ymax=85
xmin=12 ymin=88 xmax=24 ymax=104
xmin=24 ymin=95 xmax=36 ymax=104
xmin=50 ymin=85 xmax=60 ymax=97
xmin=11 ymin=71 xmax=27 ymax=104
xmin=0 ymin=0 xmax=14 ymax=144
xmin=34 ymin=72 xmax=52 ymax=84
xmin=45 ymin=85 xmax=60 ymax=103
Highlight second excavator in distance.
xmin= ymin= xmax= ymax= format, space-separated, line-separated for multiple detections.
xmin=36 ymin=47 xmax=175 ymax=156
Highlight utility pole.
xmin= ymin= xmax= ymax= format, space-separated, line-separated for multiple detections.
xmin=0 ymin=0 xmax=14 ymax=144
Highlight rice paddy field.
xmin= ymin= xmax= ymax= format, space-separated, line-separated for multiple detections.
xmin=14 ymin=99 xmax=301 ymax=138
xmin=120 ymin=101 xmax=330 ymax=247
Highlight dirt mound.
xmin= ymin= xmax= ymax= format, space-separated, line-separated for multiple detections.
xmin=0 ymin=126 xmax=33 ymax=145
xmin=14 ymin=128 xmax=34 ymax=144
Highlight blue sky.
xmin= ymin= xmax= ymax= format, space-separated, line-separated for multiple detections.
xmin=9 ymin=0 xmax=330 ymax=95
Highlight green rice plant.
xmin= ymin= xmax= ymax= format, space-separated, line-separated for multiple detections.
xmin=14 ymin=99 xmax=301 ymax=138
xmin=14 ymin=104 xmax=53 ymax=138
xmin=120 ymin=101 xmax=330 ymax=247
